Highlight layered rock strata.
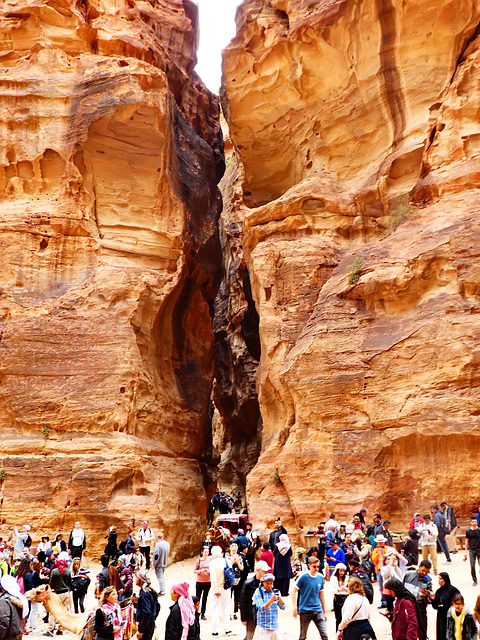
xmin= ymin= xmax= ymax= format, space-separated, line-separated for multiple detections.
xmin=0 ymin=0 xmax=222 ymax=556
xmin=222 ymin=0 xmax=480 ymax=536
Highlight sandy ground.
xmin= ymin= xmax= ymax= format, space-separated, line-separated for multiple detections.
xmin=25 ymin=551 xmax=479 ymax=640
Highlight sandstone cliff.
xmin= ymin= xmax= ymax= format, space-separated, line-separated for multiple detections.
xmin=0 ymin=0 xmax=223 ymax=556
xmin=221 ymin=0 xmax=480 ymax=535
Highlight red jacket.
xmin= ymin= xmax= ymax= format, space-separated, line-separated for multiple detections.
xmin=391 ymin=598 xmax=418 ymax=640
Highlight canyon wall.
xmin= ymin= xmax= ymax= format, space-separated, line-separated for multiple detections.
xmin=0 ymin=0 xmax=223 ymax=557
xmin=221 ymin=0 xmax=480 ymax=535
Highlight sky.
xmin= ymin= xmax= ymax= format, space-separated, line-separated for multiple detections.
xmin=195 ymin=0 xmax=241 ymax=93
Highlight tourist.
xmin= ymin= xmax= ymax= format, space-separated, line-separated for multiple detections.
xmin=193 ymin=546 xmax=211 ymax=620
xmin=326 ymin=539 xmax=345 ymax=574
xmin=381 ymin=550 xmax=403 ymax=615
xmin=123 ymin=528 xmax=136 ymax=555
xmin=373 ymin=514 xmax=387 ymax=538
xmin=135 ymin=570 xmax=159 ymax=640
xmin=14 ymin=559 xmax=30 ymax=594
xmin=347 ymin=558 xmax=374 ymax=604
xmin=253 ymin=572 xmax=285 ymax=640
xmin=239 ymin=560 xmax=269 ymax=640
xmin=104 ymin=527 xmax=118 ymax=561
xmin=330 ymin=562 xmax=348 ymax=630
xmin=324 ymin=514 xmax=340 ymax=538
xmin=409 ymin=513 xmax=424 ymax=530
xmin=37 ymin=536 xmax=51 ymax=564
xmin=53 ymin=534 xmax=67 ymax=554
xmin=229 ymin=542 xmax=243 ymax=620
xmin=268 ymin=519 xmax=287 ymax=550
xmin=152 ymin=532 xmax=170 ymax=597
xmin=232 ymin=529 xmax=249 ymax=550
xmin=245 ymin=522 xmax=260 ymax=570
xmin=314 ymin=522 xmax=326 ymax=570
xmin=131 ymin=546 xmax=145 ymax=569
xmin=401 ymin=530 xmax=420 ymax=567
xmin=94 ymin=586 xmax=122 ymax=640
xmin=209 ymin=545 xmax=232 ymax=636
xmin=355 ymin=536 xmax=373 ymax=579
xmin=97 ymin=555 xmax=111 ymax=597
xmin=464 ymin=517 xmax=480 ymax=586
xmin=13 ymin=527 xmax=30 ymax=556
xmin=292 ymin=556 xmax=327 ymax=640
xmin=0 ymin=574 xmax=27 ymax=639
xmin=440 ymin=502 xmax=458 ymax=554
xmin=474 ymin=594 xmax=480 ymax=625
xmin=48 ymin=551 xmax=72 ymax=635
xmin=432 ymin=505 xmax=452 ymax=563
xmin=165 ymin=582 xmax=195 ymax=640
xmin=383 ymin=577 xmax=418 ymax=640
xmin=416 ymin=514 xmax=439 ymax=574
xmin=403 ymin=559 xmax=433 ymax=640
xmin=445 ymin=594 xmax=477 ymax=640
xmin=68 ymin=522 xmax=86 ymax=560
xmin=273 ymin=534 xmax=292 ymax=596
xmin=27 ymin=559 xmax=47 ymax=632
xmin=291 ymin=548 xmax=307 ymax=580
xmin=432 ymin=572 xmax=459 ymax=640
xmin=337 ymin=576 xmax=376 ymax=640
xmin=136 ymin=522 xmax=155 ymax=571
xmin=71 ymin=560 xmax=90 ymax=614
xmin=118 ymin=559 xmax=135 ymax=601
xmin=371 ymin=534 xmax=391 ymax=607
xmin=189 ymin=596 xmax=201 ymax=640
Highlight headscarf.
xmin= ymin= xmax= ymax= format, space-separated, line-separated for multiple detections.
xmin=171 ymin=582 xmax=195 ymax=640
xmin=384 ymin=577 xmax=417 ymax=603
xmin=435 ymin=573 xmax=460 ymax=609
xmin=54 ymin=556 xmax=68 ymax=575
xmin=276 ymin=534 xmax=291 ymax=556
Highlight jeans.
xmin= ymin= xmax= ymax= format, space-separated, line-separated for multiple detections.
xmin=437 ymin=532 xmax=451 ymax=561
xmin=299 ymin=611 xmax=328 ymax=640
xmin=155 ymin=565 xmax=166 ymax=594
xmin=469 ymin=550 xmax=480 ymax=581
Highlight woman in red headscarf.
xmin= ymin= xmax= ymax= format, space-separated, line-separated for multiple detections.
xmin=165 ymin=582 xmax=196 ymax=640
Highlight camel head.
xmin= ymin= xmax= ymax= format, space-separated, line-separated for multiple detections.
xmin=25 ymin=584 xmax=49 ymax=602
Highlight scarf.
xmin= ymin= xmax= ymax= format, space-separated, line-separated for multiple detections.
xmin=276 ymin=534 xmax=291 ymax=556
xmin=171 ymin=582 xmax=195 ymax=640
xmin=54 ymin=558 xmax=68 ymax=575
xmin=101 ymin=601 xmax=122 ymax=640
xmin=384 ymin=578 xmax=417 ymax=604
xmin=451 ymin=606 xmax=467 ymax=640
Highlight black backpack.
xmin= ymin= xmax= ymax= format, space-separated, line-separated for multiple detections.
xmin=24 ymin=534 xmax=32 ymax=548
xmin=354 ymin=569 xmax=374 ymax=604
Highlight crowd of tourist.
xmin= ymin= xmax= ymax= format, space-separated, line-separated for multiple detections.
xmin=0 ymin=499 xmax=479 ymax=640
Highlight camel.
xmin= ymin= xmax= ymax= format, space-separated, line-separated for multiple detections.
xmin=26 ymin=585 xmax=137 ymax=638
xmin=26 ymin=585 xmax=90 ymax=635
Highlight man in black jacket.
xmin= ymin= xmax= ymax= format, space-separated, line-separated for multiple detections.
xmin=268 ymin=519 xmax=287 ymax=551
xmin=239 ymin=561 xmax=270 ymax=640
xmin=0 ymin=575 xmax=25 ymax=640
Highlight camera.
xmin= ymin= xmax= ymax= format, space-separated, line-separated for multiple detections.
xmin=273 ymin=589 xmax=281 ymax=597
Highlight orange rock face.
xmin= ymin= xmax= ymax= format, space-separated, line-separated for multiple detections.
xmin=222 ymin=0 xmax=480 ymax=536
xmin=0 ymin=0 xmax=223 ymax=556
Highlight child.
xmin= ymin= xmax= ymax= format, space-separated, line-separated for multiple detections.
xmin=189 ymin=596 xmax=201 ymax=640
xmin=253 ymin=573 xmax=285 ymax=640
xmin=446 ymin=594 xmax=477 ymax=640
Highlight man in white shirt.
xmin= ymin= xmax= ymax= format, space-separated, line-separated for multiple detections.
xmin=416 ymin=514 xmax=439 ymax=574
xmin=136 ymin=521 xmax=155 ymax=570
xmin=68 ymin=522 xmax=86 ymax=559
xmin=210 ymin=545 xmax=232 ymax=636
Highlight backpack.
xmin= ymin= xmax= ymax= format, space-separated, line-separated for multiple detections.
xmin=223 ymin=559 xmax=235 ymax=590
xmin=355 ymin=570 xmax=374 ymax=604
xmin=24 ymin=534 xmax=32 ymax=548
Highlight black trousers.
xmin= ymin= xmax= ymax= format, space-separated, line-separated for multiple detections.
xmin=140 ymin=546 xmax=151 ymax=570
xmin=195 ymin=582 xmax=211 ymax=616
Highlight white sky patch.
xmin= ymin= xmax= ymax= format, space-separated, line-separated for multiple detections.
xmin=195 ymin=0 xmax=240 ymax=94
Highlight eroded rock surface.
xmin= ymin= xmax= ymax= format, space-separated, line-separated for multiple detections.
xmin=222 ymin=0 xmax=480 ymax=536
xmin=0 ymin=0 xmax=222 ymax=556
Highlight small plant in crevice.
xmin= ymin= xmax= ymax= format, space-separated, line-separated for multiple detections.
xmin=272 ymin=469 xmax=281 ymax=485
xmin=0 ymin=469 xmax=6 ymax=482
xmin=388 ymin=194 xmax=417 ymax=232
xmin=42 ymin=425 xmax=50 ymax=440
xmin=347 ymin=257 xmax=364 ymax=284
